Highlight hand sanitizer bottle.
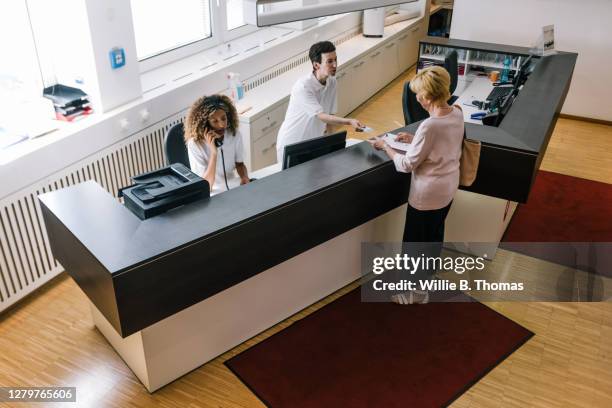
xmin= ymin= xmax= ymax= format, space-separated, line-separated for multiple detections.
xmin=227 ymin=72 xmax=244 ymax=101
xmin=501 ymin=56 xmax=512 ymax=82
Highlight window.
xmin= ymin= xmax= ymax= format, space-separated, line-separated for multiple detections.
xmin=222 ymin=0 xmax=258 ymax=42
xmin=130 ymin=0 xmax=214 ymax=63
xmin=0 ymin=0 xmax=49 ymax=142
xmin=226 ymin=0 xmax=246 ymax=31
xmin=131 ymin=0 xmax=262 ymax=71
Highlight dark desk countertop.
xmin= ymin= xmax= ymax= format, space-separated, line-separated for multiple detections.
xmin=40 ymin=142 xmax=411 ymax=336
xmin=39 ymin=142 xmax=391 ymax=276
xmin=419 ymin=37 xmax=578 ymax=154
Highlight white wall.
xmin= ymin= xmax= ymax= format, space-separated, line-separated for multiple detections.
xmin=83 ymin=0 xmax=142 ymax=112
xmin=451 ymin=0 xmax=612 ymax=121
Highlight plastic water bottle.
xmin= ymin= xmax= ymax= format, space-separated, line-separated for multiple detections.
xmin=501 ymin=56 xmax=512 ymax=82
xmin=227 ymin=72 xmax=244 ymax=101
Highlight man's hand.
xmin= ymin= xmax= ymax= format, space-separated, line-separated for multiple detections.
xmin=394 ymin=132 xmax=414 ymax=143
xmin=348 ymin=118 xmax=365 ymax=130
xmin=240 ymin=177 xmax=250 ymax=185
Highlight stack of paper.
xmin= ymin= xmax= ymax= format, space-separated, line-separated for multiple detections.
xmin=380 ymin=132 xmax=411 ymax=152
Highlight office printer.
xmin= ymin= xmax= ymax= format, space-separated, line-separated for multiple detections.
xmin=119 ymin=163 xmax=209 ymax=220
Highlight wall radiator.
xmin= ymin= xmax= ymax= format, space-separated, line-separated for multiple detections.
xmin=0 ymin=24 xmax=364 ymax=313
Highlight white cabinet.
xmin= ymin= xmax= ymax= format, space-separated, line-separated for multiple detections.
xmin=380 ymin=40 xmax=400 ymax=86
xmin=241 ymin=99 xmax=288 ymax=171
xmin=252 ymin=123 xmax=281 ymax=170
xmin=335 ymin=68 xmax=352 ymax=117
xmin=365 ymin=48 xmax=385 ymax=96
xmin=346 ymin=57 xmax=367 ymax=113
xmin=397 ymin=22 xmax=423 ymax=72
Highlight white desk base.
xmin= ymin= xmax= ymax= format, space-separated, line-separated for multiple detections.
xmin=90 ymin=204 xmax=407 ymax=392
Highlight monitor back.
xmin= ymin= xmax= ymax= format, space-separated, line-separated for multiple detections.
xmin=282 ymin=131 xmax=347 ymax=170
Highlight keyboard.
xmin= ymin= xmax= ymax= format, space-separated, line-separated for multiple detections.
xmin=486 ymin=86 xmax=513 ymax=102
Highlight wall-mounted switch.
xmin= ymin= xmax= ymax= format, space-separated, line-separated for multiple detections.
xmin=109 ymin=47 xmax=126 ymax=69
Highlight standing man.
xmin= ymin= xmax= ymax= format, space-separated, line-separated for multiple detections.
xmin=276 ymin=41 xmax=365 ymax=163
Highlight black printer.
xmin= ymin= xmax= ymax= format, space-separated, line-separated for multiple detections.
xmin=119 ymin=163 xmax=209 ymax=220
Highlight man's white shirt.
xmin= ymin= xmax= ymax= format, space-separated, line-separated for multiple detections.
xmin=276 ymin=73 xmax=338 ymax=163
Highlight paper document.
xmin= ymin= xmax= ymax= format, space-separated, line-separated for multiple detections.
xmin=381 ymin=132 xmax=410 ymax=152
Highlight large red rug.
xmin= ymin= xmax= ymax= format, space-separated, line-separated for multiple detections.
xmin=225 ymin=289 xmax=533 ymax=408
xmin=503 ymin=170 xmax=612 ymax=242
xmin=501 ymin=170 xmax=612 ymax=276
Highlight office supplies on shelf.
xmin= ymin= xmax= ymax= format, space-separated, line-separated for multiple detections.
xmin=43 ymin=84 xmax=92 ymax=122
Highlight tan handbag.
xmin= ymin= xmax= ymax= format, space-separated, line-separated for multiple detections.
xmin=459 ymin=128 xmax=481 ymax=187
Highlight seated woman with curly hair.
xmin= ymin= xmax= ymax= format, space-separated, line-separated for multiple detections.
xmin=184 ymin=94 xmax=250 ymax=195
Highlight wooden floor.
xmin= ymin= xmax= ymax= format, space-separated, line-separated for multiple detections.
xmin=1 ymin=67 xmax=612 ymax=408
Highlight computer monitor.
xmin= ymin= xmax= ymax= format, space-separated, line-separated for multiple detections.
xmin=282 ymin=131 xmax=347 ymax=170
xmin=513 ymin=55 xmax=534 ymax=89
xmin=485 ymin=90 xmax=516 ymax=127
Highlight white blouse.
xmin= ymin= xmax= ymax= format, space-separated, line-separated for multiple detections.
xmin=187 ymin=129 xmax=245 ymax=195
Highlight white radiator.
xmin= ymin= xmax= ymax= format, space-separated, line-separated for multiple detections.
xmin=0 ymin=112 xmax=186 ymax=313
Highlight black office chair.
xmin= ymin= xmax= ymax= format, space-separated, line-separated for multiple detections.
xmin=444 ymin=50 xmax=459 ymax=104
xmin=164 ymin=123 xmax=190 ymax=167
xmin=402 ymin=80 xmax=429 ymax=125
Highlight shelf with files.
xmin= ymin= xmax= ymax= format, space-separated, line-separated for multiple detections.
xmin=419 ymin=42 xmax=524 ymax=77
xmin=419 ymin=53 xmax=466 ymax=64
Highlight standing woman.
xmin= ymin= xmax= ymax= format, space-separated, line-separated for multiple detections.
xmin=369 ymin=66 xmax=464 ymax=303
xmin=184 ymin=95 xmax=250 ymax=195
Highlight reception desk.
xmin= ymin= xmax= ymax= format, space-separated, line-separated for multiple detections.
xmin=39 ymin=41 xmax=576 ymax=392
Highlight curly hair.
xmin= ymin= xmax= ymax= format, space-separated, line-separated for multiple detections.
xmin=184 ymin=94 xmax=239 ymax=143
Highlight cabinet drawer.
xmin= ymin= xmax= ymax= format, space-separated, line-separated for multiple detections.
xmin=250 ymin=102 xmax=288 ymax=143
xmin=252 ymin=125 xmax=280 ymax=170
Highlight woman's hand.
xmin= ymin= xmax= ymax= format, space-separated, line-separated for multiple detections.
xmin=395 ymin=132 xmax=414 ymax=143
xmin=204 ymin=129 xmax=218 ymax=153
xmin=367 ymin=138 xmax=386 ymax=151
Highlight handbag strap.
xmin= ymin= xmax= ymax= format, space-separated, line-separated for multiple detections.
xmin=453 ymin=104 xmax=468 ymax=140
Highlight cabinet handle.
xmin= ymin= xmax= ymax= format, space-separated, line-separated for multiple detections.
xmin=262 ymin=142 xmax=276 ymax=153
xmin=354 ymin=61 xmax=365 ymax=68
xmin=385 ymin=43 xmax=395 ymax=49
xmin=337 ymin=72 xmax=346 ymax=79
xmin=398 ymin=34 xmax=408 ymax=40
xmin=412 ymin=25 xmax=420 ymax=32
xmin=261 ymin=120 xmax=278 ymax=133
xmin=370 ymin=51 xmax=381 ymax=58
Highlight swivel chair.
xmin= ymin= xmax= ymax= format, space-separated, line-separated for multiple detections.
xmin=444 ymin=50 xmax=459 ymax=104
xmin=164 ymin=123 xmax=190 ymax=167
xmin=402 ymin=80 xmax=429 ymax=125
